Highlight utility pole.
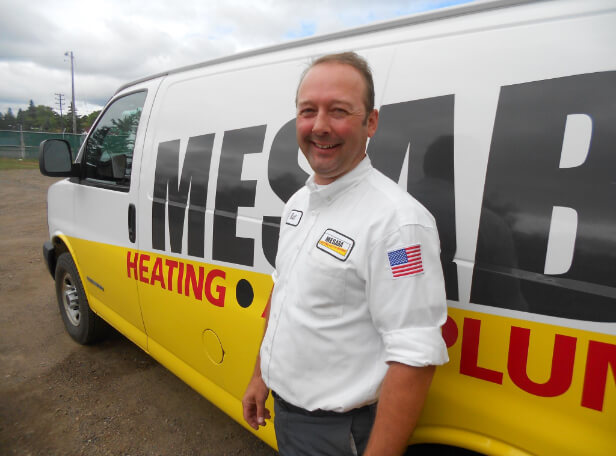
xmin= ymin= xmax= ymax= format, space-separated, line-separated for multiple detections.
xmin=55 ymin=93 xmax=65 ymax=121
xmin=65 ymin=51 xmax=77 ymax=134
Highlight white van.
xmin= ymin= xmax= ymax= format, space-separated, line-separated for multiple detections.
xmin=39 ymin=0 xmax=615 ymax=454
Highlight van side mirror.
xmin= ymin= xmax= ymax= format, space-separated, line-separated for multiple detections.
xmin=39 ymin=139 xmax=79 ymax=177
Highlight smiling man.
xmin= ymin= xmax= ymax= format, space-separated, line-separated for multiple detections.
xmin=295 ymin=57 xmax=377 ymax=184
xmin=243 ymin=52 xmax=449 ymax=456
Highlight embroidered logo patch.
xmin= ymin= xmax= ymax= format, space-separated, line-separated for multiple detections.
xmin=286 ymin=210 xmax=303 ymax=226
xmin=316 ymin=229 xmax=354 ymax=261
xmin=387 ymin=244 xmax=423 ymax=278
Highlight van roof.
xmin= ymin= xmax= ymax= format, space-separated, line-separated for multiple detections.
xmin=114 ymin=0 xmax=537 ymax=95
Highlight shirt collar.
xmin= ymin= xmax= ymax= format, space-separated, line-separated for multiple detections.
xmin=305 ymin=155 xmax=373 ymax=208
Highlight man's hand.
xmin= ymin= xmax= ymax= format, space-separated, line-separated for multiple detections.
xmin=243 ymin=289 xmax=272 ymax=430
xmin=242 ymin=373 xmax=271 ymax=430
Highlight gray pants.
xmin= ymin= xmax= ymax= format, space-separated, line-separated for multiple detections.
xmin=274 ymin=396 xmax=376 ymax=456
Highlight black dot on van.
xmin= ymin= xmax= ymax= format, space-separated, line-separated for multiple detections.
xmin=236 ymin=279 xmax=254 ymax=308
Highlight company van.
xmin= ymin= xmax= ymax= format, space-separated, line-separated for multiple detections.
xmin=38 ymin=0 xmax=615 ymax=454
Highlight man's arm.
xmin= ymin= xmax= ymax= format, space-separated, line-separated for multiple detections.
xmin=364 ymin=362 xmax=436 ymax=456
xmin=242 ymin=290 xmax=272 ymax=430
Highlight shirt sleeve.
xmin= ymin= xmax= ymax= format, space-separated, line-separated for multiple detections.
xmin=366 ymin=223 xmax=449 ymax=367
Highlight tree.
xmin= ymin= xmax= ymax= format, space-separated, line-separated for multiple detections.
xmin=16 ymin=108 xmax=26 ymax=130
xmin=0 ymin=103 xmax=100 ymax=133
xmin=26 ymin=100 xmax=37 ymax=129
xmin=80 ymin=110 xmax=101 ymax=132
xmin=36 ymin=105 xmax=61 ymax=131
xmin=3 ymin=108 xmax=17 ymax=129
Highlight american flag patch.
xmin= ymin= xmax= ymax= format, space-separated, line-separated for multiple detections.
xmin=387 ymin=244 xmax=423 ymax=278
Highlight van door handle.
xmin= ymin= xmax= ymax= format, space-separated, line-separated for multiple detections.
xmin=128 ymin=204 xmax=136 ymax=243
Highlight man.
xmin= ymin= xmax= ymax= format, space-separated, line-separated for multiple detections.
xmin=243 ymin=52 xmax=449 ymax=456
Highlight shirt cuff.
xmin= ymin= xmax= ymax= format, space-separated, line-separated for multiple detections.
xmin=382 ymin=326 xmax=449 ymax=366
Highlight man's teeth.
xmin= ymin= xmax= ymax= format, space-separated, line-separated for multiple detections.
xmin=315 ymin=143 xmax=337 ymax=149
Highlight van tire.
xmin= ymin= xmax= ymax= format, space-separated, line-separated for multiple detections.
xmin=55 ymin=252 xmax=108 ymax=344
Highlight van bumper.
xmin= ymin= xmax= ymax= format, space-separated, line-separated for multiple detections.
xmin=42 ymin=241 xmax=56 ymax=279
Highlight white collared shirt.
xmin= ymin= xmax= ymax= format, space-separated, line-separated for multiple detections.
xmin=260 ymin=157 xmax=449 ymax=412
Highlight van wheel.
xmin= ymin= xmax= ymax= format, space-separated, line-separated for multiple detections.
xmin=55 ymin=252 xmax=108 ymax=344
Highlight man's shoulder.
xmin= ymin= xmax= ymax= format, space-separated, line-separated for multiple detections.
xmin=364 ymin=168 xmax=437 ymax=229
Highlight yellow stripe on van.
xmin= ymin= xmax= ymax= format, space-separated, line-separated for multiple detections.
xmin=63 ymin=236 xmax=615 ymax=455
xmin=64 ymin=237 xmax=277 ymax=446
xmin=418 ymin=307 xmax=615 ymax=456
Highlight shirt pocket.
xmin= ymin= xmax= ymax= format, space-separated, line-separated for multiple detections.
xmin=297 ymin=247 xmax=347 ymax=318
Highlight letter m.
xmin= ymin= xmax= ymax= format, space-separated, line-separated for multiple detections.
xmin=151 ymin=135 xmax=214 ymax=257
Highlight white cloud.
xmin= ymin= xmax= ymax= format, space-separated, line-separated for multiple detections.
xmin=0 ymin=0 xmax=472 ymax=116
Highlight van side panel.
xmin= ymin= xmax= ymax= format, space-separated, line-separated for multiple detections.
xmin=132 ymin=2 xmax=615 ymax=454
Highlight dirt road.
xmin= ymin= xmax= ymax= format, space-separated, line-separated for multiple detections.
xmin=0 ymin=168 xmax=276 ymax=455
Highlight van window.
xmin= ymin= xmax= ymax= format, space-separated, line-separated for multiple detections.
xmin=83 ymin=91 xmax=147 ymax=190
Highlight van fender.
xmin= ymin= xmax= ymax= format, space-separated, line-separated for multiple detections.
xmin=47 ymin=233 xmax=98 ymax=315
xmin=412 ymin=426 xmax=532 ymax=456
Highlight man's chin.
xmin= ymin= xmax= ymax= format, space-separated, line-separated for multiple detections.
xmin=308 ymin=159 xmax=337 ymax=176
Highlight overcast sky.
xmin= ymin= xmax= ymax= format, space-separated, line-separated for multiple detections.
xmin=0 ymin=0 xmax=473 ymax=117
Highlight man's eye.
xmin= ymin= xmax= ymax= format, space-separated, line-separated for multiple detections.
xmin=299 ymin=108 xmax=316 ymax=116
xmin=331 ymin=108 xmax=348 ymax=117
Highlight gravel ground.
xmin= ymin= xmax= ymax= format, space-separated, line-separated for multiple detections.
xmin=0 ymin=168 xmax=276 ymax=456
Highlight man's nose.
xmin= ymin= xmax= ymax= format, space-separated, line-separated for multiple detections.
xmin=312 ymin=110 xmax=330 ymax=135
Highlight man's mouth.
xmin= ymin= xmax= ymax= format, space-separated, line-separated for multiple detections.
xmin=312 ymin=142 xmax=340 ymax=150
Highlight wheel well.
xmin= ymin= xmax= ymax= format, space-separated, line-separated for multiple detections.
xmin=50 ymin=237 xmax=70 ymax=276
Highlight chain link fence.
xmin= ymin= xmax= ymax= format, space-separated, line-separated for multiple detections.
xmin=0 ymin=130 xmax=85 ymax=160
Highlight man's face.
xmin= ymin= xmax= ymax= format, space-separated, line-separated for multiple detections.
xmin=296 ymin=62 xmax=378 ymax=185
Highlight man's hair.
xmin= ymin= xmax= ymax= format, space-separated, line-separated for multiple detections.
xmin=296 ymin=51 xmax=375 ymax=116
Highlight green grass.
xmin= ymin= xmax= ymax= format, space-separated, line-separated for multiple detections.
xmin=0 ymin=157 xmax=39 ymax=170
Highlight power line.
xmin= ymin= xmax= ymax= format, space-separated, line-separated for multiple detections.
xmin=55 ymin=93 xmax=65 ymax=119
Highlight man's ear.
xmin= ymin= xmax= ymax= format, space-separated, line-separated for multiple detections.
xmin=367 ymin=109 xmax=379 ymax=137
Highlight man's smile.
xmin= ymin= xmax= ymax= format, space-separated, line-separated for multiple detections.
xmin=311 ymin=141 xmax=342 ymax=151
